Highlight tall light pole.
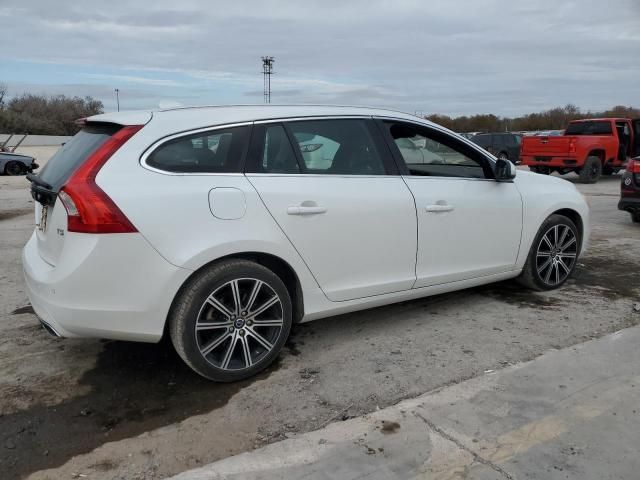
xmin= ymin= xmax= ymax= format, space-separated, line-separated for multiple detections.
xmin=115 ymin=88 xmax=120 ymax=112
xmin=261 ymin=56 xmax=274 ymax=103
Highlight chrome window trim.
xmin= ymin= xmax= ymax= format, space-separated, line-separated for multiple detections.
xmin=244 ymin=173 xmax=404 ymax=179
xmin=254 ymin=115 xmax=371 ymax=124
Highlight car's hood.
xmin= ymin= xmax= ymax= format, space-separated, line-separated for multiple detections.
xmin=0 ymin=151 xmax=34 ymax=160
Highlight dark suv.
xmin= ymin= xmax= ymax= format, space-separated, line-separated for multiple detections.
xmin=470 ymin=133 xmax=522 ymax=163
xmin=619 ymin=157 xmax=640 ymax=223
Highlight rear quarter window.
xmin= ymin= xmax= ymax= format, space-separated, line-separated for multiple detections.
xmin=146 ymin=126 xmax=250 ymax=173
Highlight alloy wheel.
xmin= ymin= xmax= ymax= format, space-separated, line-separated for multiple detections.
xmin=195 ymin=278 xmax=284 ymax=371
xmin=535 ymin=224 xmax=578 ymax=286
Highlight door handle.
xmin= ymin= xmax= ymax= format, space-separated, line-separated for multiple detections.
xmin=425 ymin=204 xmax=454 ymax=213
xmin=287 ymin=205 xmax=328 ymax=215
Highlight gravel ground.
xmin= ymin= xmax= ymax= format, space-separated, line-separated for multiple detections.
xmin=0 ymin=169 xmax=638 ymax=480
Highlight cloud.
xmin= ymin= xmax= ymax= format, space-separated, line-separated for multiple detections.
xmin=0 ymin=0 xmax=638 ymax=115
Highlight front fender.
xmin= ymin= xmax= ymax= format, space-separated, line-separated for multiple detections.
xmin=514 ymin=170 xmax=590 ymax=267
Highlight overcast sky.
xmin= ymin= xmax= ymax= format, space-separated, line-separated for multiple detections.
xmin=1 ymin=0 xmax=638 ymax=116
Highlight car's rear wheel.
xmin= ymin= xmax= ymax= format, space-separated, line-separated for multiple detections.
xmin=169 ymin=259 xmax=292 ymax=382
xmin=497 ymin=151 xmax=508 ymax=160
xmin=517 ymin=214 xmax=580 ymax=291
xmin=4 ymin=161 xmax=24 ymax=176
xmin=578 ymin=156 xmax=601 ymax=183
xmin=631 ymin=212 xmax=640 ymax=223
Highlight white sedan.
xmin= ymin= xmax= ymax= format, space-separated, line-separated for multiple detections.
xmin=23 ymin=105 xmax=589 ymax=381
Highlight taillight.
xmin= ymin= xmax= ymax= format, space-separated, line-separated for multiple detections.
xmin=628 ymin=159 xmax=640 ymax=174
xmin=59 ymin=125 xmax=143 ymax=234
xmin=568 ymin=138 xmax=577 ymax=155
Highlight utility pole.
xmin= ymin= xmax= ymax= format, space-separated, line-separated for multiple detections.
xmin=115 ymin=88 xmax=120 ymax=112
xmin=261 ymin=56 xmax=274 ymax=103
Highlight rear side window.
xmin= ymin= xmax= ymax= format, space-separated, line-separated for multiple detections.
xmin=146 ymin=126 xmax=249 ymax=173
xmin=565 ymin=121 xmax=613 ymax=135
xmin=38 ymin=123 xmax=120 ymax=192
xmin=287 ymin=119 xmax=386 ymax=175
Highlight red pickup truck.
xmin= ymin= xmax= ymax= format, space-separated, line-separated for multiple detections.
xmin=521 ymin=118 xmax=640 ymax=183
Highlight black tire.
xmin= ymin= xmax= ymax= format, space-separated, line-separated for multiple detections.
xmin=169 ymin=259 xmax=293 ymax=382
xmin=4 ymin=161 xmax=25 ymax=176
xmin=517 ymin=214 xmax=580 ymax=291
xmin=578 ymin=156 xmax=602 ymax=183
xmin=632 ymin=212 xmax=640 ymax=223
xmin=497 ymin=151 xmax=508 ymax=160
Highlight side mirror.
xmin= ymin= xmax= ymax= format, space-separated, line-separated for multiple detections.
xmin=495 ymin=159 xmax=516 ymax=182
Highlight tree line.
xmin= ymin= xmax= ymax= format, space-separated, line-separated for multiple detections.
xmin=0 ymin=83 xmax=104 ymax=136
xmin=426 ymin=104 xmax=640 ymax=133
xmin=0 ymin=82 xmax=637 ymax=136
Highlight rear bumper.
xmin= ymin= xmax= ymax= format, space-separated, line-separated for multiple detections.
xmin=22 ymin=231 xmax=192 ymax=342
xmin=618 ymin=196 xmax=640 ymax=213
xmin=521 ymin=155 xmax=579 ymax=168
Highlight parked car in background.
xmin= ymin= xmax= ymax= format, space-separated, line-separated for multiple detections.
xmin=24 ymin=105 xmax=589 ymax=382
xmin=0 ymin=151 xmax=39 ymax=175
xmin=521 ymin=118 xmax=640 ymax=183
xmin=619 ymin=157 xmax=640 ymax=223
xmin=470 ymin=133 xmax=522 ymax=163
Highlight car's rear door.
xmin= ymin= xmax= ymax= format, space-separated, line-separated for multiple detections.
xmin=378 ymin=119 xmax=522 ymax=287
xmin=245 ymin=118 xmax=417 ymax=302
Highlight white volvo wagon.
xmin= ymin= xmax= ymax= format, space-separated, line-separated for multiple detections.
xmin=24 ymin=105 xmax=589 ymax=381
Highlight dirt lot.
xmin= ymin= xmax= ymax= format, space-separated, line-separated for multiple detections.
xmin=1 ymin=168 xmax=638 ymax=480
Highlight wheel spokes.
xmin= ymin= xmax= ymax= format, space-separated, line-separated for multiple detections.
xmin=200 ymin=332 xmax=232 ymax=357
xmin=246 ymin=328 xmax=274 ymax=351
xmin=249 ymin=295 xmax=279 ymax=319
xmin=196 ymin=320 xmax=233 ymax=331
xmin=196 ymin=277 xmax=284 ymax=371
xmin=536 ymin=223 xmax=578 ymax=286
xmin=206 ymin=295 xmax=234 ymax=318
xmin=244 ymin=280 xmax=263 ymax=313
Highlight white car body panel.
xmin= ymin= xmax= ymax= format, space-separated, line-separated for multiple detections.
xmin=404 ymin=176 xmax=523 ymax=287
xmin=22 ymin=105 xmax=591 ymax=343
xmin=246 ymin=174 xmax=417 ymax=301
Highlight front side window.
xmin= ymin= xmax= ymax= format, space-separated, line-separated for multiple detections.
xmin=287 ymin=119 xmax=387 ymax=175
xmin=146 ymin=126 xmax=249 ymax=173
xmin=384 ymin=121 xmax=492 ymax=179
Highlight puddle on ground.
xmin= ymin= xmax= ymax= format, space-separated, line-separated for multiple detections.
xmin=0 ymin=338 xmax=281 ymax=479
xmin=571 ymin=255 xmax=640 ymax=299
xmin=475 ymin=281 xmax=560 ymax=309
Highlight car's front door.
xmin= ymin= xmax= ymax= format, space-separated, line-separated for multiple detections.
xmin=378 ymin=119 xmax=523 ymax=288
xmin=245 ymin=119 xmax=417 ymax=302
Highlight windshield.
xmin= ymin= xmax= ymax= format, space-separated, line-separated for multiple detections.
xmin=565 ymin=121 xmax=612 ymax=136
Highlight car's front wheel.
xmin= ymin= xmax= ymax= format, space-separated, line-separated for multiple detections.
xmin=169 ymin=259 xmax=292 ymax=382
xmin=4 ymin=161 xmax=25 ymax=176
xmin=517 ymin=214 xmax=580 ymax=290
